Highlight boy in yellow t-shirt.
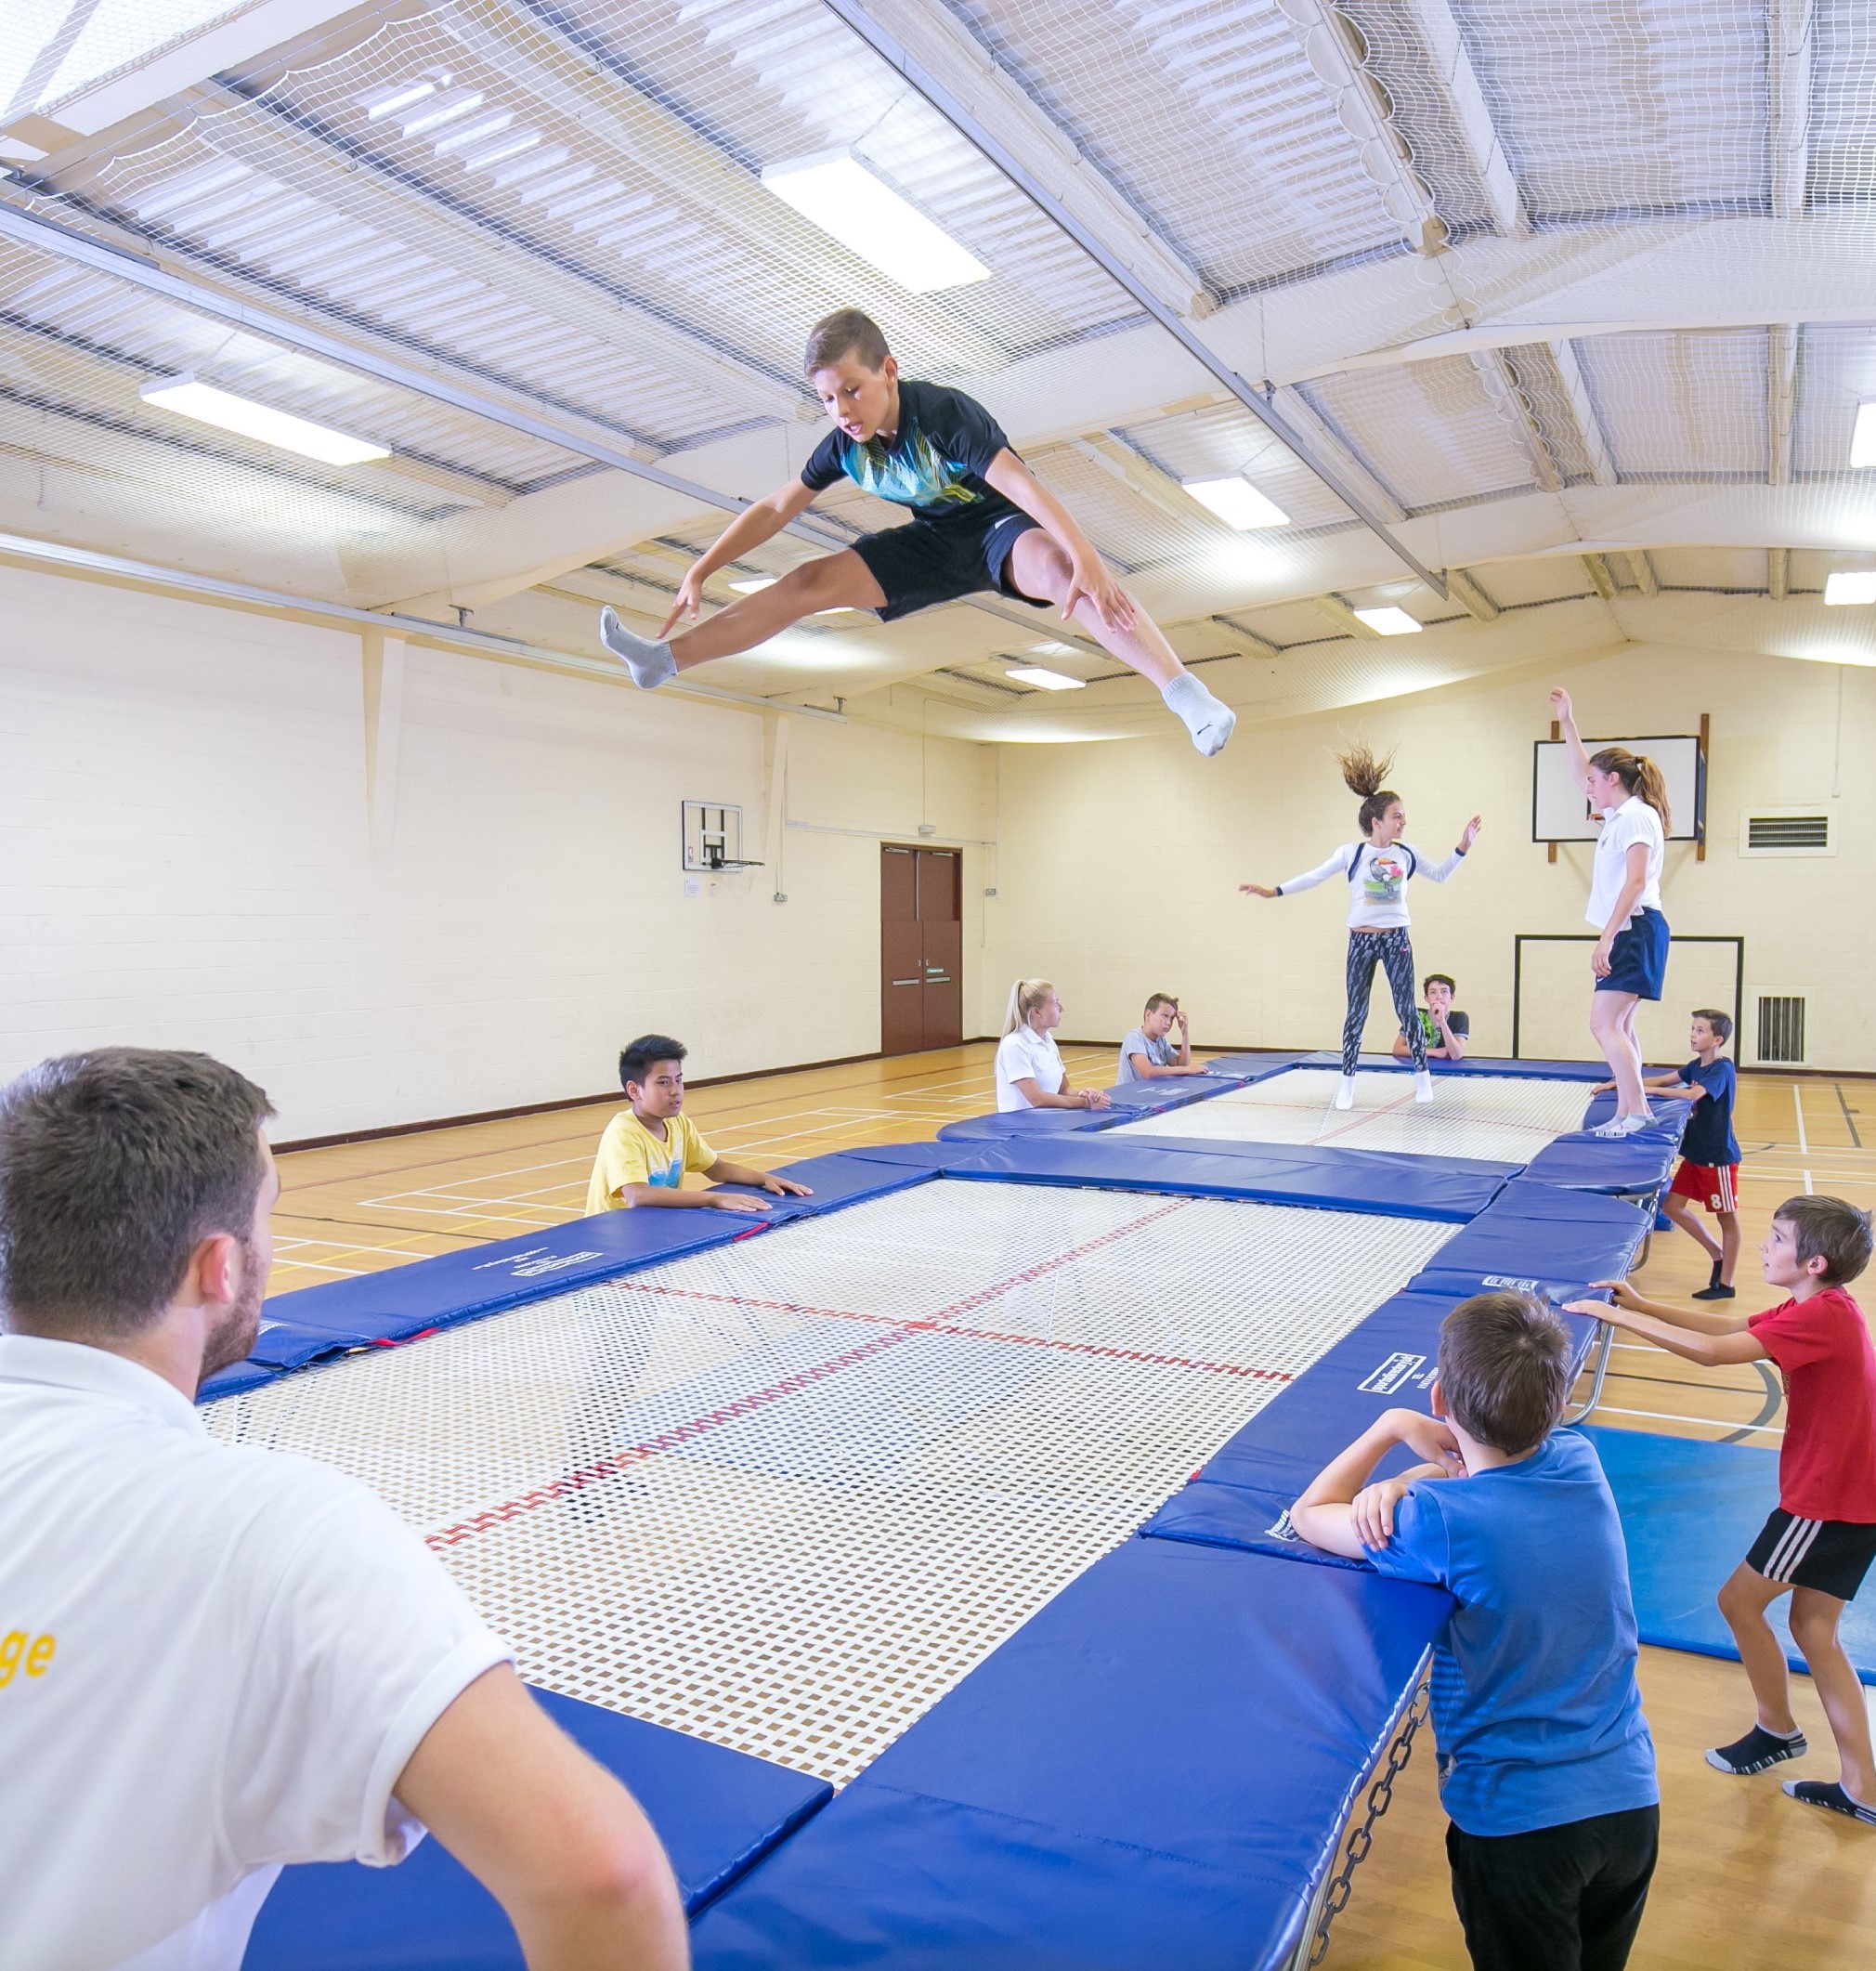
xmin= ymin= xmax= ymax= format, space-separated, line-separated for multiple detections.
xmin=585 ymin=1034 xmax=814 ymax=1216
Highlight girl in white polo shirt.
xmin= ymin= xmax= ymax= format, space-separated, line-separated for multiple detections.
xmin=1242 ymin=744 xmax=1480 ymax=1110
xmin=994 ymin=979 xmax=1113 ymax=1114
xmin=1551 ymin=688 xmax=1673 ymax=1137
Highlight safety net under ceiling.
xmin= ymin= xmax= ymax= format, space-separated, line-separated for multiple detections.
xmin=1116 ymin=1067 xmax=1596 ymax=1164
xmin=202 ymin=1179 xmax=1450 ymax=1783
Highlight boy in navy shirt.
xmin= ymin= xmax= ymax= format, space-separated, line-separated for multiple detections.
xmin=1606 ymin=1008 xmax=1740 ymax=1298
xmin=596 ymin=307 xmax=1236 ymax=755
xmin=1581 ymin=1195 xmax=1876 ymax=1828
xmin=1293 ymin=1292 xmax=1658 ymax=1971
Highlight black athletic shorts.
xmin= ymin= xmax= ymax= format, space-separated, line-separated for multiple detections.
xmin=1747 ymin=1508 xmax=1876 ymax=1600
xmin=853 ymin=505 xmax=1045 ymax=621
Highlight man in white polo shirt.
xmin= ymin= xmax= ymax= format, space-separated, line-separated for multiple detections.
xmin=0 ymin=1048 xmax=688 ymax=1971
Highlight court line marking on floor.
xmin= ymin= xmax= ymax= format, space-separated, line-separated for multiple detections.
xmin=1593 ymin=1403 xmax=1783 ymax=1436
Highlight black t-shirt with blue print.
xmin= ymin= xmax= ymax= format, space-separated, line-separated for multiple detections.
xmin=801 ymin=379 xmax=1021 ymax=521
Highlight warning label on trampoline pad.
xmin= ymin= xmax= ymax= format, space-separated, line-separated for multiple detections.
xmin=1359 ymin=1351 xmax=1430 ymax=1394
xmin=475 ymin=1247 xmax=604 ymax=1279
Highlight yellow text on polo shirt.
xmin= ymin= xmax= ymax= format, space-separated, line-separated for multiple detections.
xmin=0 ymin=1630 xmax=55 ymax=1686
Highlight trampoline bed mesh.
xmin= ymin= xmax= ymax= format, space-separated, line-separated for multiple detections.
xmin=1118 ymin=1068 xmax=1592 ymax=1164
xmin=204 ymin=1181 xmax=1449 ymax=1782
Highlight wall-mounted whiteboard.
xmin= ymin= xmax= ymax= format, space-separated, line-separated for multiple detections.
xmin=1531 ymin=736 xmax=1705 ymax=842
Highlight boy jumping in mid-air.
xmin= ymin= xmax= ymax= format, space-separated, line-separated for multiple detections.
xmin=597 ymin=308 xmax=1236 ymax=757
xmin=587 ymin=1035 xmax=812 ymax=1215
xmin=1574 ymin=1195 xmax=1876 ymax=1827
xmin=1292 ymin=1291 xmax=1659 ymax=1971
xmin=1596 ymin=1008 xmax=1740 ymax=1299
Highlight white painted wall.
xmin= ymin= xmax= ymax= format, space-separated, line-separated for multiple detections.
xmin=984 ymin=645 xmax=1874 ymax=1074
xmin=0 ymin=564 xmax=996 ymax=1140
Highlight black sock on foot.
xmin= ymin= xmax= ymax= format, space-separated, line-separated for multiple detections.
xmin=1707 ymin=1724 xmax=1807 ymax=1775
xmin=1784 ymin=1780 xmax=1876 ymax=1825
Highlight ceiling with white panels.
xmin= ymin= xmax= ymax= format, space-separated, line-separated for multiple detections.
xmin=2 ymin=0 xmax=1876 ymax=739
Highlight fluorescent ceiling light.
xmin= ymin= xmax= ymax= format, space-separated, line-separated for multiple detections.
xmin=1823 ymin=570 xmax=1876 ymax=605
xmin=139 ymin=376 xmax=389 ymax=465
xmin=1853 ymin=405 xmax=1876 ymax=469
xmin=1181 ymin=476 xmax=1291 ymax=529
xmin=1353 ymin=606 xmax=1423 ymax=636
xmin=761 ymin=151 xmax=989 ymax=294
xmin=728 ymin=576 xmax=776 ymax=593
xmin=1005 ymin=664 xmax=1086 ymax=690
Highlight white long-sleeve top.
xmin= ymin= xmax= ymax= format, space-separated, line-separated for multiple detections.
xmin=1276 ymin=840 xmax=1466 ymax=930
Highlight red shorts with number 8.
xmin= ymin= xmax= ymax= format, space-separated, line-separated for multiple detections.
xmin=1669 ymin=1159 xmax=1739 ymax=1214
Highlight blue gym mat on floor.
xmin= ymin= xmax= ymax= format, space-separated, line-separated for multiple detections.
xmin=243 ymin=1687 xmax=832 ymax=1967
xmin=690 ymin=1536 xmax=1449 ymax=1971
xmin=1582 ymin=1425 xmax=1876 ymax=1686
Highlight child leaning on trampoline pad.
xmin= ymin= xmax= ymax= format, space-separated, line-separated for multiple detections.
xmin=1292 ymin=1292 xmax=1661 ymax=1971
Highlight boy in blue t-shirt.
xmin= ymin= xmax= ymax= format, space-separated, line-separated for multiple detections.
xmin=1611 ymin=1008 xmax=1741 ymax=1299
xmin=1292 ymin=1292 xmax=1659 ymax=1971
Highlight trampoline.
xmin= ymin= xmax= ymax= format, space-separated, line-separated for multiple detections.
xmin=205 ymin=1179 xmax=1449 ymax=1785
xmin=1116 ymin=1066 xmax=1595 ymax=1164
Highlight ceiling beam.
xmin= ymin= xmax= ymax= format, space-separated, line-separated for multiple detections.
xmin=1445 ymin=568 xmax=1501 ymax=622
xmin=1582 ymin=552 xmax=1618 ymax=600
xmin=1769 ymin=0 xmax=1816 ymax=223
xmin=1768 ymin=546 xmax=1790 ymax=599
xmin=1547 ymin=339 xmax=1618 ymax=487
xmin=1071 ymin=432 xmax=1219 ymax=530
xmin=1211 ymin=613 xmax=1283 ymax=659
xmin=1767 ymin=320 xmax=1797 ymax=486
xmin=1474 ymin=346 xmax=1563 ymax=493
xmin=1314 ymin=594 xmax=1383 ymax=638
xmin=1397 ymin=0 xmax=1528 ymax=236
xmin=815 ymin=0 xmax=1449 ymax=597
xmin=1266 ymin=384 xmax=1409 ymax=523
xmin=1624 ymin=550 xmax=1660 ymax=596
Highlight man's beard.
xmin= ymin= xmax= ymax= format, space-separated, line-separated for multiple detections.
xmin=200 ymin=1239 xmax=266 ymax=1380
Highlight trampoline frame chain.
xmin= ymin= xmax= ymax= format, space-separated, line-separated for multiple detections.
xmin=1293 ymin=1668 xmax=1433 ymax=1970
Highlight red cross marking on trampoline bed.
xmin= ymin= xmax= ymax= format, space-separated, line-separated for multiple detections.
xmin=423 ymin=1194 xmax=1291 ymax=1552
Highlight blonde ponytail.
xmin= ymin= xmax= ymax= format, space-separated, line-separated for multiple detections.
xmin=1003 ymin=978 xmax=1056 ymax=1036
xmin=1589 ymin=747 xmax=1672 ymax=834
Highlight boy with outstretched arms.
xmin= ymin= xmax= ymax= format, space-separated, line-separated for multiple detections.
xmin=596 ymin=308 xmax=1236 ymax=757
xmin=1293 ymin=1292 xmax=1659 ymax=1971
xmin=1596 ymin=1009 xmax=1740 ymax=1298
xmin=1572 ymin=1195 xmax=1876 ymax=1826
xmin=1391 ymin=972 xmax=1470 ymax=1064
xmin=1116 ymin=994 xmax=1210 ymax=1084
xmin=587 ymin=1035 xmax=812 ymax=1215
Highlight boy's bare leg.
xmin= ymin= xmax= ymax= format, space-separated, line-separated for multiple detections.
xmin=1005 ymin=529 xmax=1235 ymax=755
xmin=600 ymin=551 xmax=884 ymax=684
xmin=1662 ymin=1194 xmax=1724 ymax=1266
xmin=1789 ymin=1588 xmax=1876 ymax=1800
xmin=1717 ymin=1208 xmax=1741 ymax=1284
xmin=1717 ymin=1563 xmax=1800 ymax=1732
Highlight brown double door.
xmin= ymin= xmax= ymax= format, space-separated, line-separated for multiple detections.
xmin=881 ymin=844 xmax=963 ymax=1055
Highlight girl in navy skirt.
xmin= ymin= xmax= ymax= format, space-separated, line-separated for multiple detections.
xmin=1551 ymin=688 xmax=1672 ymax=1138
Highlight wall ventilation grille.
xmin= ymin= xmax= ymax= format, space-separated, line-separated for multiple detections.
xmin=1740 ymin=810 xmax=1832 ymax=855
xmin=1757 ymin=996 xmax=1807 ymax=1066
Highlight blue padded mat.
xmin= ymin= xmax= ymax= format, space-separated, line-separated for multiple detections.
xmin=244 ymin=1688 xmax=831 ymax=1967
xmin=1521 ymin=1127 xmax=1682 ymax=1195
xmin=1582 ymin=1426 xmax=1876 ymax=1686
xmin=1172 ymin=1051 xmax=1315 ymax=1081
xmin=844 ymin=1136 xmax=1508 ymax=1222
xmin=200 ymin=1151 xmax=937 ymax=1403
xmin=937 ymin=1072 xmax=1259 ymax=1142
xmin=1409 ymin=1181 xmax=1649 ymax=1300
xmin=692 ymin=1537 xmax=1449 ymax=1971
xmin=1144 ymin=1290 xmax=1605 ymax=1564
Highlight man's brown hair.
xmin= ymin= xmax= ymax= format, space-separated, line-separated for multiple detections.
xmin=1437 ymin=1290 xmax=1572 ymax=1455
xmin=803 ymin=308 xmax=891 ymax=377
xmin=1773 ymin=1194 xmax=1873 ymax=1286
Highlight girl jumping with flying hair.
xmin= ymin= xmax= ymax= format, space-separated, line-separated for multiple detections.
xmin=1550 ymin=688 xmax=1673 ymax=1137
xmin=1243 ymin=743 xmax=1481 ymax=1110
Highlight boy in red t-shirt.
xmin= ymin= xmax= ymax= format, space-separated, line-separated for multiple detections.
xmin=1575 ymin=1195 xmax=1876 ymax=1826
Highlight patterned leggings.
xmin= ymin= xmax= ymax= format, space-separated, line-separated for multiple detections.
xmin=1343 ymin=928 xmax=1424 ymax=1075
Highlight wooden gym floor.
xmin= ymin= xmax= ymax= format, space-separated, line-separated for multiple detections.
xmin=269 ymin=1047 xmax=1876 ymax=1967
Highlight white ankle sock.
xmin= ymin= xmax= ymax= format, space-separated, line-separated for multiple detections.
xmin=1160 ymin=672 xmax=1236 ymax=757
xmin=598 ymin=607 xmax=677 ymax=689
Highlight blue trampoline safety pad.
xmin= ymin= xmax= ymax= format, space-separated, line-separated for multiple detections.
xmin=1521 ymin=1127 xmax=1682 ymax=1195
xmin=692 ymin=1537 xmax=1449 ymax=1971
xmin=1582 ymin=1426 xmax=1876 ymax=1687
xmin=1408 ymin=1181 xmax=1649 ymax=1299
xmin=245 ymin=1689 xmax=831 ymax=1967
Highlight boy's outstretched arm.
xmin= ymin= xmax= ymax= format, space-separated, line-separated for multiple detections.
xmin=1291 ymin=1409 xmax=1463 ymax=1560
xmin=1566 ymin=1281 xmax=1765 ymax=1366
xmin=705 ymin=1155 xmax=812 ymax=1198
xmin=659 ymin=479 xmax=821 ymax=636
xmin=982 ymin=450 xmax=1135 ymax=631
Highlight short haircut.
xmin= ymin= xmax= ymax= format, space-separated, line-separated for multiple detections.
xmin=1773 ymin=1194 xmax=1873 ymax=1286
xmin=1691 ymin=1007 xmax=1734 ymax=1044
xmin=803 ymin=308 xmax=890 ymax=376
xmin=1144 ymin=993 xmax=1179 ymax=1014
xmin=0 ymin=1049 xmax=274 ymax=1338
xmin=1437 ymin=1290 xmax=1572 ymax=1455
xmin=1423 ymin=973 xmax=1455 ymax=995
xmin=619 ymin=1035 xmax=686 ymax=1090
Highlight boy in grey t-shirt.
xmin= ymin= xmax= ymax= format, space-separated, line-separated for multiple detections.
xmin=1117 ymin=995 xmax=1210 ymax=1084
